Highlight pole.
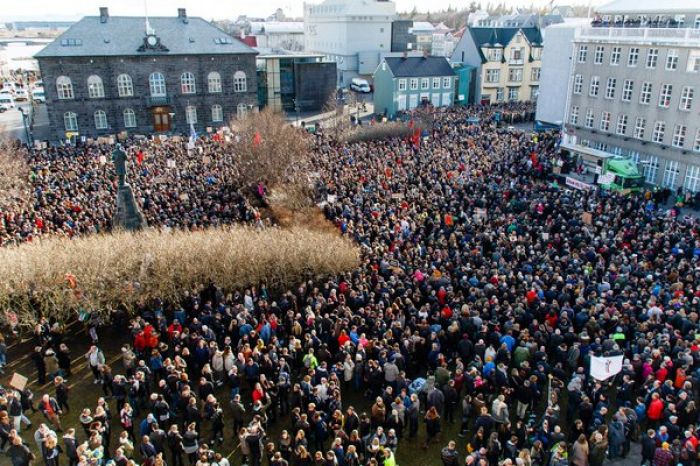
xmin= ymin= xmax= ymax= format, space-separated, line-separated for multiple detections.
xmin=19 ymin=108 xmax=31 ymax=147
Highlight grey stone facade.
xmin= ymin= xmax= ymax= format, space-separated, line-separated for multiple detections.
xmin=564 ymin=29 xmax=700 ymax=190
xmin=38 ymin=54 xmax=258 ymax=140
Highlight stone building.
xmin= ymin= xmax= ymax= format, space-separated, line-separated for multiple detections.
xmin=35 ymin=8 xmax=258 ymax=140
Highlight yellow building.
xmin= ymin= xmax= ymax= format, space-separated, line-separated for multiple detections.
xmin=451 ymin=27 xmax=543 ymax=104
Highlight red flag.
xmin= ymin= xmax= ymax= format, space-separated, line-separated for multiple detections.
xmin=530 ymin=151 xmax=538 ymax=166
xmin=411 ymin=129 xmax=421 ymax=148
xmin=136 ymin=150 xmax=144 ymax=165
xmin=252 ymin=131 xmax=262 ymax=146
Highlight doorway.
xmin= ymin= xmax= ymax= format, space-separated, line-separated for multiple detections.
xmin=152 ymin=107 xmax=171 ymax=132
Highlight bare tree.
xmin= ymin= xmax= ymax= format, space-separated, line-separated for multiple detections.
xmin=0 ymin=137 xmax=29 ymax=210
xmin=321 ymin=92 xmax=351 ymax=141
xmin=230 ymin=109 xmax=313 ymax=194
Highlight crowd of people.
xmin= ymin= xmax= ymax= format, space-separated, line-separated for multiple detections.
xmin=0 ymin=136 xmax=258 ymax=247
xmin=1 ymin=102 xmax=700 ymax=466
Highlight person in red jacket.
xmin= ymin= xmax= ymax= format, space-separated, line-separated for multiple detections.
xmin=647 ymin=392 xmax=665 ymax=428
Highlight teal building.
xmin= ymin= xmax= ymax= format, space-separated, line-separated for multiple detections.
xmin=372 ymin=56 xmax=456 ymax=119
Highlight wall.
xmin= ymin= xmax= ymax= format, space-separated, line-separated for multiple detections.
xmin=38 ymin=53 xmax=258 ymax=140
xmin=372 ymin=63 xmax=395 ymax=117
xmin=536 ymin=25 xmax=577 ymax=124
xmin=295 ymin=61 xmax=337 ymax=111
xmin=451 ymin=31 xmax=484 ymax=100
xmin=391 ymin=20 xmax=415 ymax=52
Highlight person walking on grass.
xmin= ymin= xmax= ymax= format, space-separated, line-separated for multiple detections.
xmin=423 ymin=406 xmax=441 ymax=449
xmin=85 ymin=345 xmax=105 ymax=384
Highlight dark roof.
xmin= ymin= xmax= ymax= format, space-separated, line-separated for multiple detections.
xmin=35 ymin=16 xmax=256 ymax=58
xmin=383 ymin=56 xmax=456 ymax=78
xmin=468 ymin=26 xmax=543 ymax=62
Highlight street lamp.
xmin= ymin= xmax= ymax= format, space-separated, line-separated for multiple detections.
xmin=17 ymin=107 xmax=32 ymax=147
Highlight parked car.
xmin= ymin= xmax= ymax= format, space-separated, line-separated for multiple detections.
xmin=0 ymin=92 xmax=15 ymax=108
xmin=350 ymin=78 xmax=371 ymax=93
xmin=32 ymin=88 xmax=45 ymax=103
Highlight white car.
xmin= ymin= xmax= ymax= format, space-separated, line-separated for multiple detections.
xmin=350 ymin=78 xmax=371 ymax=93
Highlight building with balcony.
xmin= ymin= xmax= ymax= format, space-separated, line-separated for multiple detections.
xmin=451 ymin=26 xmax=543 ymax=104
xmin=303 ymin=0 xmax=396 ymax=87
xmin=35 ymin=7 xmax=258 ymax=140
xmin=560 ymin=0 xmax=700 ymax=191
xmin=372 ymin=55 xmax=456 ymax=118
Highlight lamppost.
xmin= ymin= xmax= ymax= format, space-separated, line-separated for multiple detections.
xmin=17 ymin=106 xmax=32 ymax=147
xmin=293 ymin=98 xmax=300 ymax=127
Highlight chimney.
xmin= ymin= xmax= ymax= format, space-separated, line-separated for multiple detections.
xmin=402 ymin=51 xmax=407 ymax=59
xmin=178 ymin=8 xmax=188 ymax=23
xmin=423 ymin=49 xmax=429 ymax=59
xmin=99 ymin=7 xmax=109 ymax=23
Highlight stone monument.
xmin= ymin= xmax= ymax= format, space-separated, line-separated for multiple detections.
xmin=112 ymin=145 xmax=147 ymax=231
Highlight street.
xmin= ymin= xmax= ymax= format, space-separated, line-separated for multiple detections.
xmin=0 ymin=101 xmax=50 ymax=144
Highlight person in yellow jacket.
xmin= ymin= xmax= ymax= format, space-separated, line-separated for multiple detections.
xmin=382 ymin=447 xmax=397 ymax=466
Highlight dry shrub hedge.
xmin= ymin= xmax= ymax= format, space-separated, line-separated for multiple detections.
xmin=341 ymin=122 xmax=412 ymax=143
xmin=0 ymin=226 xmax=359 ymax=326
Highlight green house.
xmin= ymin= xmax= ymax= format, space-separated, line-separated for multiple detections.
xmin=372 ymin=56 xmax=457 ymax=119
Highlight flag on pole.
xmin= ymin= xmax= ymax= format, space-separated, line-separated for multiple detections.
xmin=188 ymin=123 xmax=197 ymax=150
xmin=411 ymin=128 xmax=421 ymax=148
xmin=590 ymin=355 xmax=623 ymax=381
xmin=252 ymin=131 xmax=262 ymax=146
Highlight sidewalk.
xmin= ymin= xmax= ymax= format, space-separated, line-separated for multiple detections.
xmin=285 ymin=102 xmax=376 ymax=127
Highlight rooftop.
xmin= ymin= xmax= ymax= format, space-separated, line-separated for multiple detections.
xmin=382 ymin=56 xmax=456 ymax=77
xmin=35 ymin=10 xmax=256 ymax=58
xmin=597 ymin=0 xmax=700 ymax=14
xmin=575 ymin=26 xmax=700 ymax=46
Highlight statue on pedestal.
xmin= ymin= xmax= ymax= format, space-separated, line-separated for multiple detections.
xmin=111 ymin=145 xmax=147 ymax=231
xmin=112 ymin=145 xmax=128 ymax=187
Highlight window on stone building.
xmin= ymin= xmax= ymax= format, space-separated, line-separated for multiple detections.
xmin=181 ymin=72 xmax=196 ymax=94
xmin=186 ymin=105 xmax=197 ymax=124
xmin=94 ymin=110 xmax=108 ymax=129
xmin=211 ymin=104 xmax=223 ymax=122
xmin=64 ymin=111 xmax=78 ymax=130
xmin=117 ymin=74 xmax=133 ymax=97
xmin=87 ymin=75 xmax=104 ymax=98
xmin=56 ymin=76 xmax=73 ymax=99
xmin=123 ymin=108 xmax=136 ymax=128
xmin=208 ymin=72 xmax=222 ymax=93
xmin=234 ymin=71 xmax=247 ymax=93
xmin=149 ymin=72 xmax=166 ymax=97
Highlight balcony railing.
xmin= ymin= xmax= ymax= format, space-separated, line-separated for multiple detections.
xmin=144 ymin=95 xmax=171 ymax=107
xmin=576 ymin=27 xmax=700 ymax=46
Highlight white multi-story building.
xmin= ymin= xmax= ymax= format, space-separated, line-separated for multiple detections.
xmin=250 ymin=22 xmax=305 ymax=51
xmin=553 ymin=0 xmax=700 ymax=191
xmin=304 ymin=0 xmax=396 ymax=86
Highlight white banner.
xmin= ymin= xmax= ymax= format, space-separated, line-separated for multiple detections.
xmin=590 ymin=355 xmax=623 ymax=381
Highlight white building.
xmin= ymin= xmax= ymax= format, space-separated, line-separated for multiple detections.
xmin=304 ymin=0 xmax=396 ymax=86
xmin=250 ymin=22 xmax=305 ymax=51
xmin=431 ymin=23 xmax=456 ymax=57
xmin=535 ymin=19 xmax=591 ymax=126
